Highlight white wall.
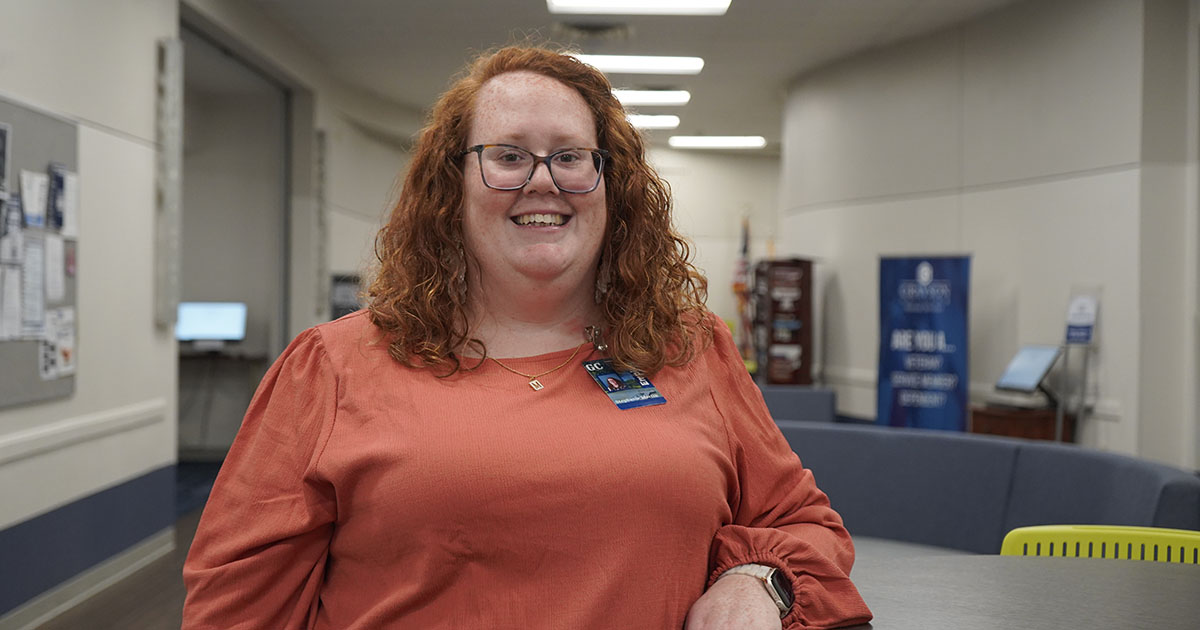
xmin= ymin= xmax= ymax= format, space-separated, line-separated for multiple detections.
xmin=1137 ymin=0 xmax=1195 ymax=476
xmin=0 ymin=0 xmax=178 ymax=528
xmin=182 ymin=0 xmax=417 ymax=320
xmin=780 ymin=0 xmax=1198 ymax=467
xmin=327 ymin=118 xmax=409 ymax=279
xmin=649 ymin=147 xmax=780 ymax=325
xmin=182 ymin=87 xmax=287 ymax=360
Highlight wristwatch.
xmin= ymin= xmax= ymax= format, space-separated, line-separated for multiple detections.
xmin=720 ymin=563 xmax=794 ymax=618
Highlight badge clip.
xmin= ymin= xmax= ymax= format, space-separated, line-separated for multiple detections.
xmin=585 ymin=325 xmax=608 ymax=352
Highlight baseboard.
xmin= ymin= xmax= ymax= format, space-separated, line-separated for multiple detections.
xmin=0 ymin=527 xmax=174 ymax=630
xmin=0 ymin=465 xmax=176 ymax=617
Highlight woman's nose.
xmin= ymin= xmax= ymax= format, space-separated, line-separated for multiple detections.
xmin=524 ymin=160 xmax=560 ymax=194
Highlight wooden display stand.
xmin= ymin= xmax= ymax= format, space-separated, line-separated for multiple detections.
xmin=970 ymin=405 xmax=1075 ymax=442
xmin=752 ymin=258 xmax=813 ymax=385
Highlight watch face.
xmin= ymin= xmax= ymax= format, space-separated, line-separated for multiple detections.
xmin=769 ymin=569 xmax=795 ymax=609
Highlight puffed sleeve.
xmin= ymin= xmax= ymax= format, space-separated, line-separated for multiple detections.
xmin=705 ymin=317 xmax=872 ymax=629
xmin=182 ymin=328 xmax=338 ymax=630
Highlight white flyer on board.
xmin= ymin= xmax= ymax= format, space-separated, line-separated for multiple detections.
xmin=0 ymin=266 xmax=21 ymax=340
xmin=20 ymin=169 xmax=48 ymax=228
xmin=0 ymin=195 xmax=23 ymax=264
xmin=60 ymin=170 xmax=80 ymax=238
xmin=21 ymin=235 xmax=44 ymax=338
xmin=44 ymin=233 xmax=64 ymax=302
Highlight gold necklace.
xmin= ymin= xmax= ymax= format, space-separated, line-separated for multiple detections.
xmin=489 ymin=341 xmax=590 ymax=391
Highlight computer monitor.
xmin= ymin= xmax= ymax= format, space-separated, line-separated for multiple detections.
xmin=996 ymin=344 xmax=1061 ymax=396
xmin=175 ymin=302 xmax=247 ymax=342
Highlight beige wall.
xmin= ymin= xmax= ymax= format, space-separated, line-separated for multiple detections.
xmin=0 ymin=0 xmax=179 ymax=529
xmin=779 ymin=0 xmax=1198 ymax=467
xmin=327 ymin=119 xmax=409 ymax=278
xmin=649 ymin=148 xmax=780 ymax=326
xmin=183 ymin=0 xmax=417 ymax=316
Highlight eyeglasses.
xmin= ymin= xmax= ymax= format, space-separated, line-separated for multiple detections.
xmin=463 ymin=144 xmax=610 ymax=194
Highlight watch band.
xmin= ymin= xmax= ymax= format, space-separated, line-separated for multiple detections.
xmin=719 ymin=563 xmax=794 ymax=618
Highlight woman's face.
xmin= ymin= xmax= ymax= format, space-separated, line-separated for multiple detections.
xmin=461 ymin=71 xmax=607 ymax=300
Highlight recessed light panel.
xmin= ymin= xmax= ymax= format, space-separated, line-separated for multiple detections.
xmin=613 ymin=90 xmax=691 ymax=106
xmin=668 ymin=136 xmax=767 ymax=149
xmin=574 ymin=54 xmax=704 ymax=75
xmin=627 ymin=114 xmax=681 ymax=129
xmin=548 ymin=0 xmax=731 ymax=15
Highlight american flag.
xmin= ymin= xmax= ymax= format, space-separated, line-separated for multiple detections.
xmin=732 ymin=217 xmax=754 ymax=362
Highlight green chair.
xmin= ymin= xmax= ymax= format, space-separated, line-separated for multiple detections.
xmin=1001 ymin=525 xmax=1200 ymax=564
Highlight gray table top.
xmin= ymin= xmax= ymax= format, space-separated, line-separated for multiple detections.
xmin=842 ymin=552 xmax=1200 ymax=629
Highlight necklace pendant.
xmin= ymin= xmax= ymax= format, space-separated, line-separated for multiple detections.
xmin=529 ymin=379 xmax=544 ymax=391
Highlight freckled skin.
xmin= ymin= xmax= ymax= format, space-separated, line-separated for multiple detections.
xmin=462 ymin=71 xmax=607 ymax=293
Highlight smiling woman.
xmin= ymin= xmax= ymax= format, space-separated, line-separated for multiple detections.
xmin=368 ymin=46 xmax=711 ymax=374
xmin=180 ymin=46 xmax=872 ymax=630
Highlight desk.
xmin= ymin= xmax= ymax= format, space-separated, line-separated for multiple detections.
xmin=845 ymin=553 xmax=1200 ymax=629
xmin=970 ymin=405 xmax=1075 ymax=442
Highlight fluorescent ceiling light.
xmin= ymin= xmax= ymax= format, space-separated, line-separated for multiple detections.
xmin=574 ymin=54 xmax=704 ymax=75
xmin=613 ymin=89 xmax=691 ymax=106
xmin=628 ymin=114 xmax=681 ymax=130
xmin=548 ymin=0 xmax=731 ymax=15
xmin=668 ymin=135 xmax=767 ymax=149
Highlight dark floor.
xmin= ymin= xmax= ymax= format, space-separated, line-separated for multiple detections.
xmin=35 ymin=508 xmax=202 ymax=630
xmin=174 ymin=461 xmax=222 ymax=518
xmin=34 ymin=462 xmax=221 ymax=629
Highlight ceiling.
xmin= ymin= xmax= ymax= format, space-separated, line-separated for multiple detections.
xmin=240 ymin=0 xmax=1020 ymax=151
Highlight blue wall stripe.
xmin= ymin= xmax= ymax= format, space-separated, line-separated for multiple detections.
xmin=0 ymin=464 xmax=176 ymax=616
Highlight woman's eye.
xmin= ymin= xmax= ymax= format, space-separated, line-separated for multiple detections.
xmin=555 ymin=152 xmax=582 ymax=164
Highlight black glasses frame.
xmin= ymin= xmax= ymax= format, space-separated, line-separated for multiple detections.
xmin=462 ymin=144 xmax=610 ymax=194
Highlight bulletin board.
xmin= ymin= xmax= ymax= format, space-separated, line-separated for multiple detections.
xmin=0 ymin=95 xmax=79 ymax=409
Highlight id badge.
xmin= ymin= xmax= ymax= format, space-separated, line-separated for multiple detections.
xmin=583 ymin=358 xmax=667 ymax=410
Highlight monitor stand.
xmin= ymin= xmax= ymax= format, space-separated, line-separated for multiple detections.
xmin=1037 ymin=382 xmax=1059 ymax=410
xmin=192 ymin=339 xmax=226 ymax=353
xmin=983 ymin=382 xmax=1058 ymax=411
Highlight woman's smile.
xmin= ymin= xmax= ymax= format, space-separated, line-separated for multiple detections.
xmin=511 ymin=212 xmax=570 ymax=227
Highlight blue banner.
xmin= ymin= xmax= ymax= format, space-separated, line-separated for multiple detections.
xmin=877 ymin=256 xmax=970 ymax=431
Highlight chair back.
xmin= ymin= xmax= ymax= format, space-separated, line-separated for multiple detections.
xmin=1001 ymin=524 xmax=1200 ymax=564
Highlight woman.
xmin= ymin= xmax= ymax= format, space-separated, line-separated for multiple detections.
xmin=182 ymin=46 xmax=871 ymax=630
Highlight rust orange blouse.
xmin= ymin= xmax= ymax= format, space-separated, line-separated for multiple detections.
xmin=182 ymin=311 xmax=871 ymax=629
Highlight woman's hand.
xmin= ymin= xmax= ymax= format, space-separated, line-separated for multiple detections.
xmin=684 ymin=574 xmax=784 ymax=630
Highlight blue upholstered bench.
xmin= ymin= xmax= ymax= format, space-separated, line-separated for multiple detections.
xmin=757 ymin=385 xmax=836 ymax=423
xmin=775 ymin=421 xmax=1200 ymax=554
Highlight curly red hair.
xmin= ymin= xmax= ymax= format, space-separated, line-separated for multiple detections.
xmin=367 ymin=46 xmax=709 ymax=375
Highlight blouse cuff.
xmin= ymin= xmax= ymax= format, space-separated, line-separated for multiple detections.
xmin=708 ymin=525 xmax=872 ymax=630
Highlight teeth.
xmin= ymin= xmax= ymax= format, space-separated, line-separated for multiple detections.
xmin=514 ymin=213 xmax=566 ymax=226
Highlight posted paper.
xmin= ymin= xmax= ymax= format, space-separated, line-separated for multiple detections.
xmin=41 ymin=307 xmax=76 ymax=378
xmin=0 ymin=195 xmax=23 ymax=264
xmin=44 ymin=234 xmax=64 ymax=302
xmin=0 ymin=122 xmax=10 ymax=191
xmin=0 ymin=266 xmax=20 ymax=340
xmin=21 ymin=236 xmax=44 ymax=338
xmin=20 ymin=169 xmax=48 ymax=228
xmin=59 ymin=170 xmax=79 ymax=238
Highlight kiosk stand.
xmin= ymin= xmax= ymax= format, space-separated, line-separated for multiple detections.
xmin=1057 ymin=292 xmax=1100 ymax=441
xmin=972 ymin=345 xmax=1070 ymax=442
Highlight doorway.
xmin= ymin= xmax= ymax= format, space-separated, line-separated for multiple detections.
xmin=175 ymin=24 xmax=290 ymax=513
